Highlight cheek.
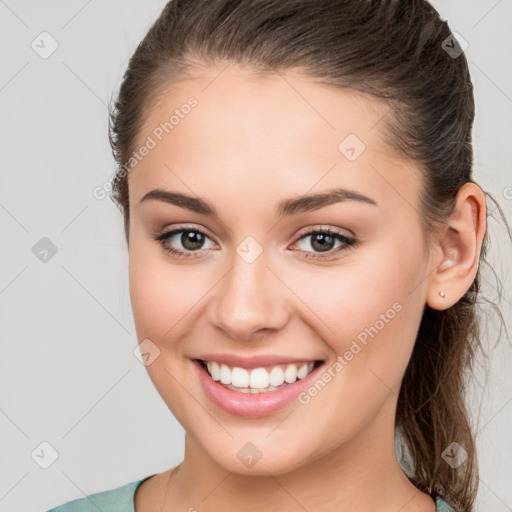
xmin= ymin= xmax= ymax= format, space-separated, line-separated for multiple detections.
xmin=127 ymin=245 xmax=206 ymax=417
xmin=128 ymin=241 xmax=204 ymax=342
xmin=281 ymin=260 xmax=423 ymax=437
xmin=286 ymin=239 xmax=425 ymax=385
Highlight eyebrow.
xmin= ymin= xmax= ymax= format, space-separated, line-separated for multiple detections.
xmin=139 ymin=187 xmax=378 ymax=217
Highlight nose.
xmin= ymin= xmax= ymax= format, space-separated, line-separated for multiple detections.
xmin=209 ymin=251 xmax=292 ymax=342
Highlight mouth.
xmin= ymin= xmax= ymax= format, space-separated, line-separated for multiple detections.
xmin=195 ymin=358 xmax=324 ymax=393
xmin=192 ymin=357 xmax=327 ymax=417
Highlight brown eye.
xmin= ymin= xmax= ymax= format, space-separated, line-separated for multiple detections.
xmin=291 ymin=228 xmax=358 ymax=260
xmin=180 ymin=230 xmax=206 ymax=250
xmin=153 ymin=226 xmax=217 ymax=258
xmin=309 ymin=232 xmax=337 ymax=252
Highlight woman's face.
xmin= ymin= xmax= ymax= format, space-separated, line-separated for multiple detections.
xmin=127 ymin=64 xmax=432 ymax=475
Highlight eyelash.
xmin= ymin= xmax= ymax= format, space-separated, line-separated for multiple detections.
xmin=151 ymin=224 xmax=358 ymax=260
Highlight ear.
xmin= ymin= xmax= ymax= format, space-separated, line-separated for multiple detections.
xmin=426 ymin=182 xmax=487 ymax=311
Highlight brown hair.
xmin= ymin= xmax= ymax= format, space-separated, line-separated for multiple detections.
xmin=107 ymin=1 xmax=511 ymax=510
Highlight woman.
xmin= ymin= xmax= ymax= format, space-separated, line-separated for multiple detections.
xmin=46 ymin=0 xmax=507 ymax=511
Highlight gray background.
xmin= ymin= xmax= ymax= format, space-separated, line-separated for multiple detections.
xmin=0 ymin=1 xmax=511 ymax=511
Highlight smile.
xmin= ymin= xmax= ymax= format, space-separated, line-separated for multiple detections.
xmin=200 ymin=360 xmax=319 ymax=392
xmin=193 ymin=358 xmax=326 ymax=417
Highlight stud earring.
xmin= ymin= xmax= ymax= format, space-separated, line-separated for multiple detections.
xmin=439 ymin=291 xmax=446 ymax=298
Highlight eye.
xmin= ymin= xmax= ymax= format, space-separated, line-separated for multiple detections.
xmin=289 ymin=226 xmax=358 ymax=260
xmin=151 ymin=224 xmax=358 ymax=260
xmin=152 ymin=225 xmax=217 ymax=259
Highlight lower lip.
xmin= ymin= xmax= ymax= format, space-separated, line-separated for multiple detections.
xmin=193 ymin=359 xmax=325 ymax=418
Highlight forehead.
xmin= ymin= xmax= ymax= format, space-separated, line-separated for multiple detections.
xmin=136 ymin=64 xmax=391 ymax=155
xmin=129 ymin=64 xmax=422 ymax=217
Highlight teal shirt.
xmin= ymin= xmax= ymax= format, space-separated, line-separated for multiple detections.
xmin=45 ymin=474 xmax=455 ymax=511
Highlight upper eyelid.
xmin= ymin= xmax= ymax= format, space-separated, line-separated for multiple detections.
xmin=294 ymin=224 xmax=349 ymax=238
xmin=156 ymin=224 xmax=215 ymax=240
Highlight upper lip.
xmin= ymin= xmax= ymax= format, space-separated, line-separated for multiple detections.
xmin=194 ymin=353 xmax=324 ymax=369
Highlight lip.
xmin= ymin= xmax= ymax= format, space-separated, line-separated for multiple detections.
xmin=192 ymin=358 xmax=325 ymax=418
xmin=194 ymin=353 xmax=323 ymax=370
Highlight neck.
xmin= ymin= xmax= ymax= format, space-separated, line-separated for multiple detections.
xmin=163 ymin=401 xmax=434 ymax=512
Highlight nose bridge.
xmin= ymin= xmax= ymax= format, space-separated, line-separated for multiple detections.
xmin=211 ymin=247 xmax=289 ymax=340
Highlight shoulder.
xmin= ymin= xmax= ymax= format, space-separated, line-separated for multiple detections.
xmin=44 ymin=475 xmax=154 ymax=512
xmin=436 ymin=496 xmax=455 ymax=512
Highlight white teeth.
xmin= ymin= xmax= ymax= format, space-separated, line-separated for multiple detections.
xmin=250 ymin=368 xmax=269 ymax=389
xmin=203 ymin=360 xmax=317 ymax=391
xmin=297 ymin=363 xmax=310 ymax=379
xmin=231 ymin=367 xmax=249 ymax=387
xmin=269 ymin=366 xmax=285 ymax=386
xmin=224 ymin=383 xmax=286 ymax=393
xmin=284 ymin=364 xmax=298 ymax=383
xmin=219 ymin=363 xmax=232 ymax=385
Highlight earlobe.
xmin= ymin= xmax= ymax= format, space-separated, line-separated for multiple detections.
xmin=425 ymin=183 xmax=486 ymax=311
